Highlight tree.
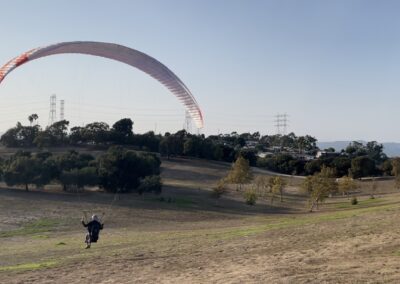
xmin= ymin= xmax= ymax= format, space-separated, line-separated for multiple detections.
xmin=97 ymin=147 xmax=161 ymax=193
xmin=70 ymin=122 xmax=110 ymax=145
xmin=28 ymin=114 xmax=38 ymax=126
xmin=391 ymin=158 xmax=400 ymax=189
xmin=137 ymin=175 xmax=162 ymax=195
xmin=239 ymin=149 xmax=257 ymax=166
xmin=302 ymin=166 xmax=337 ymax=212
xmin=345 ymin=141 xmax=367 ymax=158
xmin=32 ymin=152 xmax=58 ymax=188
xmin=226 ymin=156 xmax=252 ymax=191
xmin=111 ymin=118 xmax=133 ymax=143
xmin=212 ymin=178 xmax=227 ymax=199
xmin=370 ymin=178 xmax=378 ymax=198
xmin=273 ymin=176 xmax=286 ymax=203
xmin=59 ymin=167 xmax=98 ymax=191
xmin=3 ymin=152 xmax=39 ymax=191
xmin=350 ymin=156 xmax=376 ymax=179
xmin=381 ymin=159 xmax=393 ymax=176
xmin=331 ymin=157 xmax=351 ymax=177
xmin=54 ymin=151 xmax=95 ymax=190
xmin=0 ymin=122 xmax=40 ymax=147
xmin=183 ymin=136 xmax=202 ymax=157
xmin=159 ymin=131 xmax=185 ymax=159
xmin=337 ymin=175 xmax=358 ymax=196
xmin=254 ymin=175 xmax=269 ymax=198
xmin=35 ymin=120 xmax=69 ymax=147
xmin=366 ymin=141 xmax=387 ymax=164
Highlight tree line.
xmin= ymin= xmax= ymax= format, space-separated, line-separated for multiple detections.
xmin=0 ymin=146 xmax=161 ymax=194
xmin=216 ymin=154 xmax=400 ymax=211
xmin=257 ymin=141 xmax=393 ymax=178
xmin=0 ymin=115 xmax=318 ymax=165
xmin=0 ymin=114 xmax=395 ymax=179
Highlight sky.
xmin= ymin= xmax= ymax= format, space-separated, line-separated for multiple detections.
xmin=1 ymin=0 xmax=400 ymax=142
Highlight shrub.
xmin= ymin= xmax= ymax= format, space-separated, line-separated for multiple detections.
xmin=137 ymin=175 xmax=162 ymax=195
xmin=351 ymin=196 xmax=358 ymax=205
xmin=244 ymin=188 xmax=257 ymax=205
xmin=212 ymin=179 xmax=227 ymax=198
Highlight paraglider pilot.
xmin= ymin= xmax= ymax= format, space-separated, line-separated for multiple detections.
xmin=81 ymin=214 xmax=104 ymax=249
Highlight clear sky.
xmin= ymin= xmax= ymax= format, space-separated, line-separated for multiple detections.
xmin=1 ymin=0 xmax=400 ymax=142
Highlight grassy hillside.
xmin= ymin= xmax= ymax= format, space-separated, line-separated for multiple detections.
xmin=1 ymin=157 xmax=400 ymax=283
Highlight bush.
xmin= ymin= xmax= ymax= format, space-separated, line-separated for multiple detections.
xmin=212 ymin=185 xmax=226 ymax=199
xmin=137 ymin=175 xmax=162 ymax=195
xmin=212 ymin=179 xmax=227 ymax=198
xmin=244 ymin=188 xmax=257 ymax=205
xmin=351 ymin=196 xmax=358 ymax=205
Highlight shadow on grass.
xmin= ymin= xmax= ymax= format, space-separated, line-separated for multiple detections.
xmin=0 ymin=183 xmax=294 ymax=219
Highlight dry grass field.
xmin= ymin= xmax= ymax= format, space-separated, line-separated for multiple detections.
xmin=1 ymin=157 xmax=400 ymax=283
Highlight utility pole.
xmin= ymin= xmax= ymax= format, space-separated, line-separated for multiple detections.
xmin=48 ymin=94 xmax=56 ymax=126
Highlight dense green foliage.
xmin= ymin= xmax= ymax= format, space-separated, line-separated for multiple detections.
xmin=97 ymin=146 xmax=161 ymax=193
xmin=0 ymin=116 xmax=393 ymax=179
xmin=0 ymin=147 xmax=161 ymax=194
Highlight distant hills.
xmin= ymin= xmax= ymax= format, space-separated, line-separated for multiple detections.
xmin=317 ymin=141 xmax=400 ymax=157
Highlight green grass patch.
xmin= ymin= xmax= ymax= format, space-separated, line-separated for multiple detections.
xmin=174 ymin=197 xmax=196 ymax=206
xmin=0 ymin=260 xmax=57 ymax=272
xmin=208 ymin=202 xmax=400 ymax=240
xmin=31 ymin=234 xmax=50 ymax=239
xmin=0 ymin=218 xmax=62 ymax=238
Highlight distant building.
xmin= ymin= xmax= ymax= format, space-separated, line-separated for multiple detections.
xmin=257 ymin=152 xmax=274 ymax=158
xmin=245 ymin=140 xmax=258 ymax=148
xmin=316 ymin=150 xmax=340 ymax=159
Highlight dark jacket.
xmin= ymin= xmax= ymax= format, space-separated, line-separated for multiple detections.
xmin=82 ymin=220 xmax=104 ymax=242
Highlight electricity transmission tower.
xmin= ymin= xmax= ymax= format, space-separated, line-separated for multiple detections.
xmin=184 ymin=110 xmax=192 ymax=133
xmin=60 ymin=99 xmax=65 ymax=121
xmin=48 ymin=94 xmax=57 ymax=126
xmin=274 ymin=113 xmax=289 ymax=135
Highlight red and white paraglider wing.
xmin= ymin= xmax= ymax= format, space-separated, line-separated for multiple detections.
xmin=0 ymin=41 xmax=204 ymax=128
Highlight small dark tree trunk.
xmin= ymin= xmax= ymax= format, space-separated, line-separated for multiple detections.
xmin=309 ymin=197 xmax=319 ymax=212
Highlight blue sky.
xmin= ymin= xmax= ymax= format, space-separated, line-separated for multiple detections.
xmin=1 ymin=0 xmax=400 ymax=141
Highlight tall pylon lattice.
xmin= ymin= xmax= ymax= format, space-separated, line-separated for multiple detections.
xmin=184 ymin=110 xmax=192 ymax=133
xmin=48 ymin=94 xmax=57 ymax=126
xmin=60 ymin=99 xmax=65 ymax=121
xmin=274 ymin=113 xmax=289 ymax=135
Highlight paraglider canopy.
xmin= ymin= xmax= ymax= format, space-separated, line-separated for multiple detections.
xmin=0 ymin=41 xmax=204 ymax=128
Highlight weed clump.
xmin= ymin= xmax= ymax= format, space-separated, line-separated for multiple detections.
xmin=244 ymin=189 xmax=257 ymax=205
xmin=351 ymin=197 xmax=358 ymax=205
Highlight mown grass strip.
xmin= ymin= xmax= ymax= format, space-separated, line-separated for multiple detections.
xmin=0 ymin=260 xmax=57 ymax=272
xmin=0 ymin=218 xmax=61 ymax=238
